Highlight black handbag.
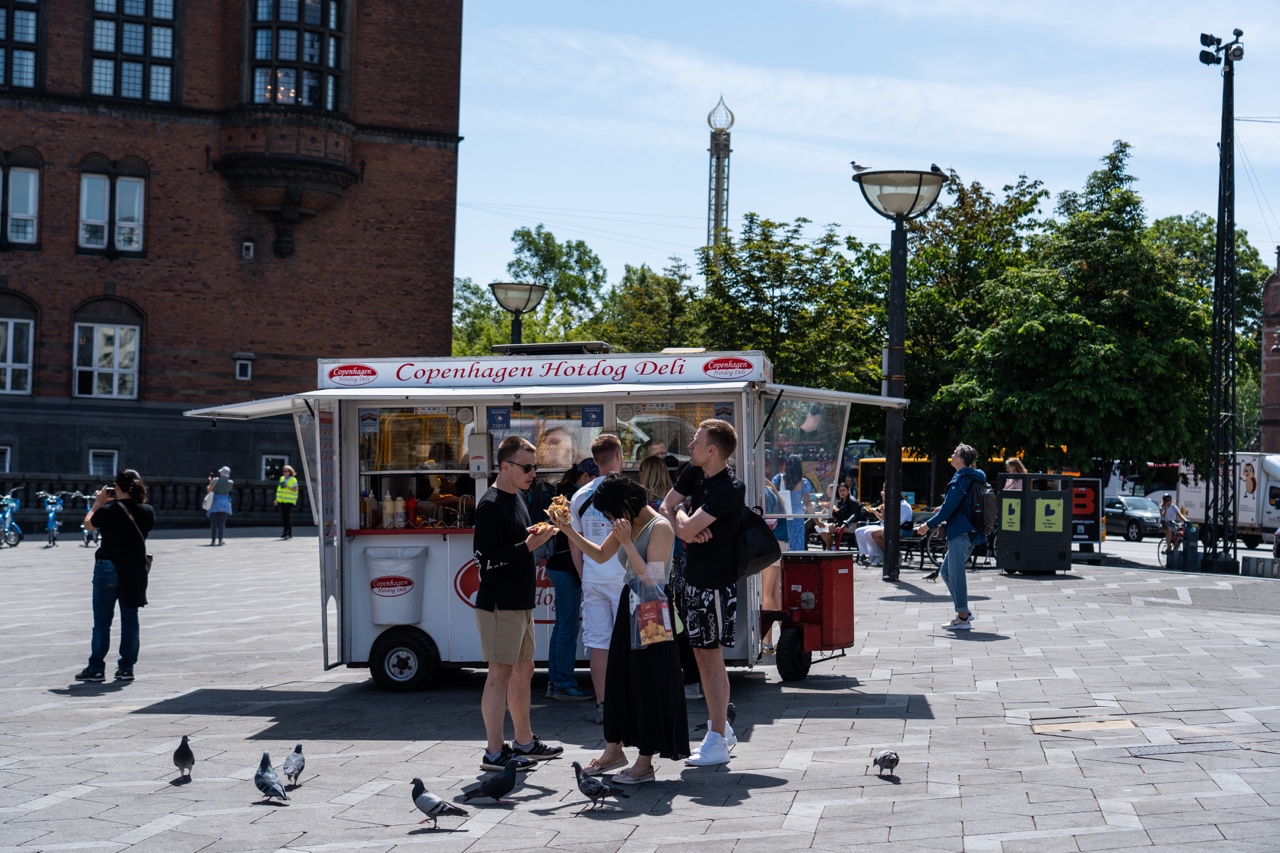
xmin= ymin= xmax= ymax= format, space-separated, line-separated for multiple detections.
xmin=736 ymin=504 xmax=782 ymax=580
xmin=119 ymin=502 xmax=154 ymax=574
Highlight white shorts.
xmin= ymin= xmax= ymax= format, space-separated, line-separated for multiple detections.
xmin=581 ymin=577 xmax=624 ymax=650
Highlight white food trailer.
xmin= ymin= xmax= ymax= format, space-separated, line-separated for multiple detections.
xmin=186 ymin=348 xmax=906 ymax=689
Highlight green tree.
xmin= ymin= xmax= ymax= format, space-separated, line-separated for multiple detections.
xmin=937 ymin=141 xmax=1212 ymax=471
xmin=505 ymin=224 xmax=608 ymax=341
xmin=696 ymin=215 xmax=886 ymax=433
xmin=595 ymin=258 xmax=700 ymax=352
xmin=451 ymin=276 xmax=508 ymax=356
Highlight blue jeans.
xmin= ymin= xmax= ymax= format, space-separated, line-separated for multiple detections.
xmin=89 ymin=559 xmax=139 ymax=672
xmin=941 ymin=534 xmax=975 ymax=615
xmin=547 ymin=569 xmax=582 ymax=691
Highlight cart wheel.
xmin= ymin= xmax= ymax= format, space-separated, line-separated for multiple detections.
xmin=775 ymin=626 xmax=810 ymax=682
xmin=369 ymin=629 xmax=439 ymax=691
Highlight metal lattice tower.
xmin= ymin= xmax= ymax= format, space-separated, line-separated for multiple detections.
xmin=707 ymin=96 xmax=734 ymax=248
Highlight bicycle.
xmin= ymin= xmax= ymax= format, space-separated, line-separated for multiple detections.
xmin=0 ymin=486 xmax=23 ymax=547
xmin=1156 ymin=522 xmax=1185 ymax=568
xmin=80 ymin=492 xmax=101 ymax=547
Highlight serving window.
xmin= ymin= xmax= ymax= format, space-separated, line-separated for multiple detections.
xmin=357 ymin=406 xmax=474 ymax=473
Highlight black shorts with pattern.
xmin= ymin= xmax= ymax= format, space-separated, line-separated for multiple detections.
xmin=683 ymin=581 xmax=736 ymax=649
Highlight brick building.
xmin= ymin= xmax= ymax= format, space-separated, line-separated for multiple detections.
xmin=0 ymin=0 xmax=461 ymax=482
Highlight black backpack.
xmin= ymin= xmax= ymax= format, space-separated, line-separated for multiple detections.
xmin=964 ymin=477 xmax=997 ymax=534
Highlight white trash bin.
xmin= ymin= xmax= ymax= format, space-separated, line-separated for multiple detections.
xmin=364 ymin=546 xmax=427 ymax=625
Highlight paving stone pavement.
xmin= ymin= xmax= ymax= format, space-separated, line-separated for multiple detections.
xmin=2 ymin=530 xmax=1280 ymax=852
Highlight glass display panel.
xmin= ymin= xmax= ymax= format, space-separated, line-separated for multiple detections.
xmin=357 ymin=407 xmax=472 ymax=473
xmin=762 ymin=397 xmax=850 ymax=518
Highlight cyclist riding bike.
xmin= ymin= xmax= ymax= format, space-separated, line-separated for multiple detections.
xmin=1160 ymin=494 xmax=1187 ymax=553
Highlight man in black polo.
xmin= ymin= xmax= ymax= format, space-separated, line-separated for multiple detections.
xmin=659 ymin=418 xmax=743 ymax=767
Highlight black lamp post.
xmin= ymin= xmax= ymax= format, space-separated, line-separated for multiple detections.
xmin=851 ymin=168 xmax=945 ymax=580
xmin=489 ymin=282 xmax=547 ymax=345
xmin=1198 ymin=29 xmax=1243 ymax=572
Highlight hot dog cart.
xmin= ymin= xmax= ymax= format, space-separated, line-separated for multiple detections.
xmin=186 ymin=348 xmax=907 ymax=689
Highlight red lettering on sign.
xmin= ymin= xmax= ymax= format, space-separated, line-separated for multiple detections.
xmin=1073 ymin=486 xmax=1096 ymax=517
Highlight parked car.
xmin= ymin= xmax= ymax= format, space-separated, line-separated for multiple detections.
xmin=1104 ymin=495 xmax=1162 ymax=542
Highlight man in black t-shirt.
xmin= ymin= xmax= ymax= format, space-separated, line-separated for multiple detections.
xmin=472 ymin=435 xmax=562 ymax=771
xmin=659 ymin=418 xmax=744 ymax=767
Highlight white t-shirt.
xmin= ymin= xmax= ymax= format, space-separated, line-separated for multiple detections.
xmin=1160 ymin=502 xmax=1180 ymax=523
xmin=570 ymin=476 xmax=626 ymax=585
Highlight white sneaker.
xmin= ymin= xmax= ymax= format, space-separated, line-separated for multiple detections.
xmin=705 ymin=719 xmax=737 ymax=749
xmin=685 ymin=731 xmax=731 ymax=766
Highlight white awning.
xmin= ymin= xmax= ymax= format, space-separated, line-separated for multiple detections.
xmin=184 ymin=394 xmax=308 ymax=421
xmin=295 ymin=381 xmax=755 ymax=404
xmin=762 ymin=383 xmax=909 ymax=410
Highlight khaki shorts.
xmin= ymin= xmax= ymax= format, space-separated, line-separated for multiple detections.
xmin=475 ymin=607 xmax=535 ymax=665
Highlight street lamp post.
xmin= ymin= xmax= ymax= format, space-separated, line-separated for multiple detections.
xmin=489 ymin=282 xmax=547 ymax=345
xmin=851 ymin=168 xmax=945 ymax=580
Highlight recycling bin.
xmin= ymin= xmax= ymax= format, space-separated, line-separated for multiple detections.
xmin=996 ymin=473 xmax=1074 ymax=575
xmin=1176 ymin=523 xmax=1200 ymax=572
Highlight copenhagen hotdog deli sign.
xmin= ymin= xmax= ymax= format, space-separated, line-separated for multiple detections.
xmin=318 ymin=352 xmax=773 ymax=390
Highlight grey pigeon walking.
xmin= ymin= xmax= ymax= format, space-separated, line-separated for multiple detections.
xmin=872 ymin=749 xmax=900 ymax=777
xmin=254 ymin=752 xmax=289 ymax=802
xmin=572 ymin=761 xmax=629 ymax=811
xmin=282 ymin=743 xmax=305 ymax=786
xmin=172 ymin=735 xmax=194 ymax=780
xmin=460 ymin=760 xmax=521 ymax=805
xmin=411 ymin=778 xmax=468 ymax=828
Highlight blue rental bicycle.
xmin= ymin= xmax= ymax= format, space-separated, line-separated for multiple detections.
xmin=36 ymin=490 xmax=81 ymax=547
xmin=76 ymin=492 xmax=100 ymax=547
xmin=0 ymin=486 xmax=22 ymax=547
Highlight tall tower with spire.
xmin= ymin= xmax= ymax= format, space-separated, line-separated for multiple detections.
xmin=706 ymin=96 xmax=734 ymax=248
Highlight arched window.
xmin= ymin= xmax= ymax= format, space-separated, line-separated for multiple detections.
xmin=1 ymin=146 xmax=41 ymax=248
xmin=248 ymin=0 xmax=345 ymax=112
xmin=0 ymin=291 xmax=36 ymax=394
xmin=78 ymin=154 xmax=148 ymax=256
xmin=73 ymin=298 xmax=142 ymax=399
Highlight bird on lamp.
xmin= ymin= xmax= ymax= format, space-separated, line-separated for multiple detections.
xmin=850 ymin=161 xmax=870 ymax=173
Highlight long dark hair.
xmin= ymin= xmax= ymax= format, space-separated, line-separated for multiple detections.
xmin=784 ymin=454 xmax=804 ymax=490
xmin=116 ymin=469 xmax=147 ymax=502
xmin=589 ymin=474 xmax=648 ymax=522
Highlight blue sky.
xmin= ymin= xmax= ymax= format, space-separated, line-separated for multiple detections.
xmin=454 ymin=1 xmax=1280 ymax=290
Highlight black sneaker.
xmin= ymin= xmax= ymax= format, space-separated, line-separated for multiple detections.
xmin=480 ymin=744 xmax=538 ymax=771
xmin=114 ymin=667 xmax=134 ymax=681
xmin=74 ymin=668 xmax=105 ymax=682
xmin=513 ymin=738 xmax=563 ymax=761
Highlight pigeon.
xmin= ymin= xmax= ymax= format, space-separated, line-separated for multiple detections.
xmin=172 ymin=735 xmax=194 ymax=779
xmin=282 ymin=743 xmax=305 ymax=786
xmin=572 ymin=761 xmax=629 ymax=811
xmin=254 ymin=752 xmax=289 ymax=802
xmin=411 ymin=778 xmax=468 ymax=828
xmin=727 ymin=702 xmax=737 ymax=726
xmin=872 ymin=750 xmax=900 ymax=777
xmin=460 ymin=760 xmax=522 ymax=805
xmin=930 ymin=163 xmax=944 ymax=173
xmin=850 ymin=161 xmax=870 ymax=173
xmin=922 ymin=568 xmax=940 ymax=582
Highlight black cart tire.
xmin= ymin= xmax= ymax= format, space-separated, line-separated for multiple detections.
xmin=775 ymin=626 xmax=811 ymax=682
xmin=1241 ymin=534 xmax=1262 ymax=550
xmin=369 ymin=629 xmax=439 ymax=691
xmin=1125 ymin=521 xmax=1142 ymax=542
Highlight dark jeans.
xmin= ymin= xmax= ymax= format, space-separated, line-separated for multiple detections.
xmin=209 ymin=512 xmax=228 ymax=543
xmin=89 ymin=558 xmax=139 ymax=672
xmin=279 ymin=502 xmax=294 ymax=537
xmin=547 ymin=569 xmax=582 ymax=691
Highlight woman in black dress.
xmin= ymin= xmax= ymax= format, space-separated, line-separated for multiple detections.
xmin=551 ymin=474 xmax=688 ymax=783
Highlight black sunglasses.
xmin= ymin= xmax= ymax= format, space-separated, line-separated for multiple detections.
xmin=504 ymin=461 xmax=537 ymax=474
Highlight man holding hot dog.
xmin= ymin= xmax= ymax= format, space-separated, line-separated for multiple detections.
xmin=472 ymin=435 xmax=563 ymax=770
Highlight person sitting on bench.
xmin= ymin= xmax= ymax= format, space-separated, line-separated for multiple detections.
xmin=854 ymin=488 xmax=913 ymax=567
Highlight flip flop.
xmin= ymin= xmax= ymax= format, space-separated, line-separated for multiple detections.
xmin=582 ymin=755 xmax=627 ymax=776
xmin=612 ymin=765 xmax=656 ymax=785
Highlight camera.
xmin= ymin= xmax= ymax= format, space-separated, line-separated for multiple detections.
xmin=103 ymin=486 xmax=117 ymax=499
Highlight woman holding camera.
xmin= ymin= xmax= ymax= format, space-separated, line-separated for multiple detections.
xmin=75 ymin=470 xmax=154 ymax=682
xmin=206 ymin=466 xmax=233 ymax=545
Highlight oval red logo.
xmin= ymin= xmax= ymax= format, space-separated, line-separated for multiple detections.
xmin=371 ymin=575 xmax=413 ymax=597
xmin=328 ymin=364 xmax=378 ymax=386
xmin=453 ymin=559 xmax=555 ymax=624
xmin=702 ymin=356 xmax=754 ymax=379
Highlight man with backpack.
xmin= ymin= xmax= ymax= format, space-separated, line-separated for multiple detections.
xmin=914 ymin=444 xmax=989 ymax=631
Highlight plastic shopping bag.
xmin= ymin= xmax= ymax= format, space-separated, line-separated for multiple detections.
xmin=629 ymin=574 xmax=674 ymax=651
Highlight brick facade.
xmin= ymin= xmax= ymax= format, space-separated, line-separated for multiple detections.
xmin=0 ymin=0 xmax=462 ymax=480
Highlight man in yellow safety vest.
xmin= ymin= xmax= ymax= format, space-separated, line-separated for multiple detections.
xmin=275 ymin=465 xmax=299 ymax=540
